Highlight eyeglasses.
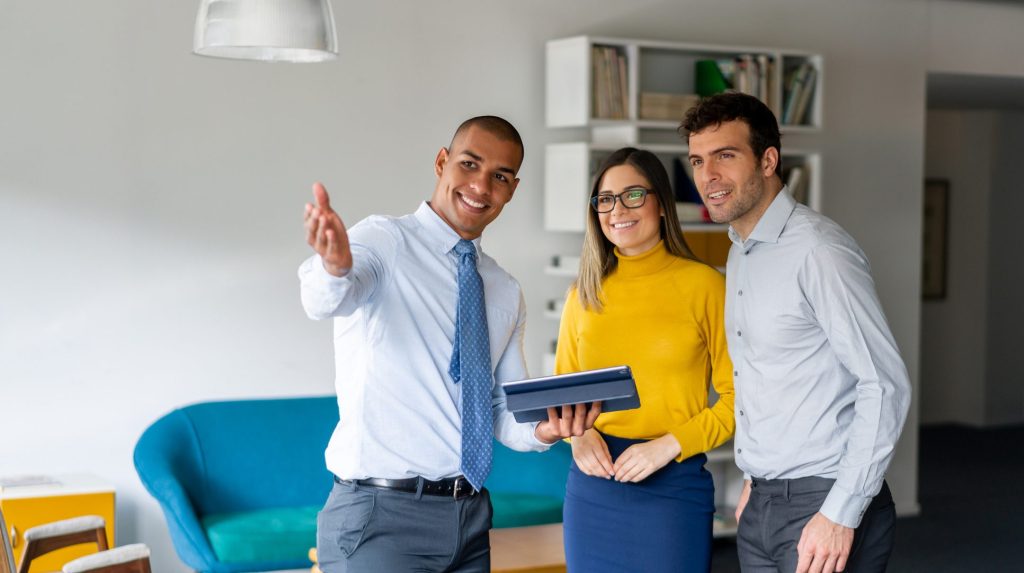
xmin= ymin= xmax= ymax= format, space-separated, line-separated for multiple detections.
xmin=590 ymin=187 xmax=651 ymax=213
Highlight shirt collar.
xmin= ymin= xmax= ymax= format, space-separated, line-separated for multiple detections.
xmin=414 ymin=201 xmax=482 ymax=256
xmin=728 ymin=186 xmax=796 ymax=248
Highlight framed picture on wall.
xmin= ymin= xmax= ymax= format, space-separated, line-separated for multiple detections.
xmin=922 ymin=179 xmax=949 ymax=300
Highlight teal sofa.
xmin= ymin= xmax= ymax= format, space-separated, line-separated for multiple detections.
xmin=133 ymin=396 xmax=571 ymax=573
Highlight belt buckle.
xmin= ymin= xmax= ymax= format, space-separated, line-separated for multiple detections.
xmin=452 ymin=476 xmax=466 ymax=499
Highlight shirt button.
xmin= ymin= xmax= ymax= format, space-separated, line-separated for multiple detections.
xmin=737 ymin=448 xmax=743 ymax=454
xmin=737 ymin=330 xmax=742 ymax=337
xmin=738 ymin=290 xmax=743 ymax=296
xmin=739 ymin=410 xmax=744 ymax=416
xmin=733 ymin=370 xmax=738 ymax=377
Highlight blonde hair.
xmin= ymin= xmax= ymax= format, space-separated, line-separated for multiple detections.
xmin=574 ymin=148 xmax=698 ymax=312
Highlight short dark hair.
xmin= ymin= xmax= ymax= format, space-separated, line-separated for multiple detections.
xmin=680 ymin=92 xmax=782 ymax=176
xmin=450 ymin=115 xmax=524 ymax=169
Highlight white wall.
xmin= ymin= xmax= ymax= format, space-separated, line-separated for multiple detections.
xmin=5 ymin=0 xmax=1023 ymax=570
xmin=928 ymin=0 xmax=1024 ymax=77
xmin=985 ymin=111 xmax=1024 ymax=425
xmin=922 ymin=110 xmax=994 ymax=426
xmin=922 ymin=109 xmax=1024 ymax=428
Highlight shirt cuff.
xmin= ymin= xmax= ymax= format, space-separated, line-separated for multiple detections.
xmin=819 ymin=484 xmax=872 ymax=528
xmin=526 ymin=422 xmax=553 ymax=450
xmin=671 ymin=428 xmax=700 ymax=462
xmin=312 ymin=255 xmax=352 ymax=282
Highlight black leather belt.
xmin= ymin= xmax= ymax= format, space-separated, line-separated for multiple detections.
xmin=335 ymin=475 xmax=478 ymax=499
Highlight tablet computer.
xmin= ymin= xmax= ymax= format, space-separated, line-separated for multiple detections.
xmin=501 ymin=365 xmax=640 ymax=423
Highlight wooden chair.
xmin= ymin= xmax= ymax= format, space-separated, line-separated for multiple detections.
xmin=17 ymin=515 xmax=108 ymax=573
xmin=0 ymin=511 xmax=150 ymax=573
xmin=61 ymin=544 xmax=151 ymax=573
xmin=1 ymin=511 xmax=16 ymax=573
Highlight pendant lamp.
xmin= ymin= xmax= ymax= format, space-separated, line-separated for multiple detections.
xmin=194 ymin=0 xmax=338 ymax=63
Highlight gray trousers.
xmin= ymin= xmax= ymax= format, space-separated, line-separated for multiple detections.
xmin=737 ymin=477 xmax=895 ymax=573
xmin=316 ymin=480 xmax=492 ymax=573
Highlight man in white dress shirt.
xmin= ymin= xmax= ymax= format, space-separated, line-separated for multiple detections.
xmin=681 ymin=93 xmax=911 ymax=573
xmin=300 ymin=116 xmax=597 ymax=572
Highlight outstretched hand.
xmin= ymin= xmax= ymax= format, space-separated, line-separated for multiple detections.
xmin=534 ymin=402 xmax=602 ymax=444
xmin=304 ymin=182 xmax=352 ymax=277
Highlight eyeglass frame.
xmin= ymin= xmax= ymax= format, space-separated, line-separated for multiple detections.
xmin=589 ymin=186 xmax=653 ymax=213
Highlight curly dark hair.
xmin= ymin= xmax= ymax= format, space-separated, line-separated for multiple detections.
xmin=679 ymin=92 xmax=782 ymax=177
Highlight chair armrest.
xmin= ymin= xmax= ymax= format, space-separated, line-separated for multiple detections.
xmin=133 ymin=412 xmax=219 ymax=572
xmin=24 ymin=516 xmax=105 ymax=541
xmin=62 ymin=544 xmax=150 ymax=573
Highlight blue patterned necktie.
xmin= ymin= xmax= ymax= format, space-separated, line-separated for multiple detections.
xmin=448 ymin=239 xmax=493 ymax=491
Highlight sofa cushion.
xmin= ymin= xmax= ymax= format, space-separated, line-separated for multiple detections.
xmin=200 ymin=493 xmax=561 ymax=561
xmin=490 ymin=492 xmax=563 ymax=529
xmin=201 ymin=506 xmax=320 ymax=563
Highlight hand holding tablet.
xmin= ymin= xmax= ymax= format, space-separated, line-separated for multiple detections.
xmin=502 ymin=366 xmax=641 ymax=424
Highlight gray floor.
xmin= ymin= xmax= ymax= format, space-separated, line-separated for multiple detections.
xmin=711 ymin=424 xmax=1024 ymax=572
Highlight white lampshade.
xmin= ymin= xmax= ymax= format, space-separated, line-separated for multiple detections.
xmin=194 ymin=0 xmax=338 ymax=63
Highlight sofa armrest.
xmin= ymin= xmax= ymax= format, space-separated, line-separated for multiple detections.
xmin=134 ymin=410 xmax=220 ymax=572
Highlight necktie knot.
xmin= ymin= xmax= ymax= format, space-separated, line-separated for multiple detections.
xmin=453 ymin=239 xmax=476 ymax=260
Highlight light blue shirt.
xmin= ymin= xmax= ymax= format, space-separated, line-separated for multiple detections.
xmin=299 ymin=202 xmax=547 ymax=481
xmin=726 ymin=189 xmax=911 ymax=528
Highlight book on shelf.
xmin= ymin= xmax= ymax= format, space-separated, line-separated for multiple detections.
xmin=784 ymin=165 xmax=809 ymax=205
xmin=696 ymin=55 xmax=774 ymax=108
xmin=792 ymin=65 xmax=817 ymax=125
xmin=735 ymin=54 xmax=774 ymax=103
xmin=782 ymin=61 xmax=816 ymax=125
xmin=757 ymin=54 xmax=775 ymax=112
xmin=639 ymin=92 xmax=699 ymax=121
xmin=714 ymin=58 xmax=736 ymax=86
xmin=592 ymin=45 xmax=629 ymax=120
xmin=734 ymin=55 xmax=751 ymax=96
xmin=756 ymin=54 xmax=767 ymax=102
xmin=607 ymin=47 xmax=622 ymax=119
xmin=676 ymin=202 xmax=709 ymax=224
xmin=673 ymin=158 xmax=710 ymax=224
xmin=617 ymin=52 xmax=628 ymax=119
xmin=672 ymin=156 xmax=702 ymax=204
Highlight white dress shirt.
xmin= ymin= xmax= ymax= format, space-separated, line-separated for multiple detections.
xmin=726 ymin=189 xmax=911 ymax=528
xmin=299 ymin=202 xmax=547 ymax=482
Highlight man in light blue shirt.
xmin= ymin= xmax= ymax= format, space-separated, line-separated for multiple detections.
xmin=300 ymin=116 xmax=597 ymax=572
xmin=682 ymin=94 xmax=911 ymax=573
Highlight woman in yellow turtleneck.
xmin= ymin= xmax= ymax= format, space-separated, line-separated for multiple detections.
xmin=557 ymin=147 xmax=734 ymax=573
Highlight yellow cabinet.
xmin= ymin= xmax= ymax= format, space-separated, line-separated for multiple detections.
xmin=0 ymin=475 xmax=115 ymax=572
xmin=683 ymin=230 xmax=733 ymax=269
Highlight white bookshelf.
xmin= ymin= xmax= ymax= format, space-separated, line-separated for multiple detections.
xmin=546 ymin=35 xmax=823 ymax=132
xmin=543 ymin=264 xmax=578 ymax=277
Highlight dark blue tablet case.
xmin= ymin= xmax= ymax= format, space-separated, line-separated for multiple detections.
xmin=501 ymin=365 xmax=640 ymax=423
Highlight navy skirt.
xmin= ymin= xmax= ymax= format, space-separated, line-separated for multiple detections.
xmin=563 ymin=433 xmax=715 ymax=573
